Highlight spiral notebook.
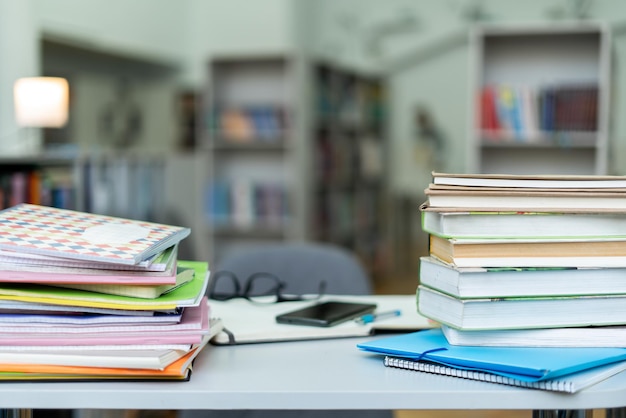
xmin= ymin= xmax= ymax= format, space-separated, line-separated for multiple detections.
xmin=383 ymin=356 xmax=626 ymax=393
xmin=357 ymin=329 xmax=626 ymax=381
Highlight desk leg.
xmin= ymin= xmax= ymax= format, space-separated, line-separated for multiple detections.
xmin=532 ymin=411 xmax=592 ymax=418
xmin=0 ymin=409 xmax=32 ymax=418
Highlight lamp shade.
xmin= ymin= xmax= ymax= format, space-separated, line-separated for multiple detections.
xmin=14 ymin=77 xmax=69 ymax=128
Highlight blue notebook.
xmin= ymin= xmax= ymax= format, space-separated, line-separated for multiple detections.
xmin=357 ymin=328 xmax=626 ymax=382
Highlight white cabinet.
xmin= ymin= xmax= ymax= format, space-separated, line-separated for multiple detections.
xmin=469 ymin=23 xmax=611 ymax=175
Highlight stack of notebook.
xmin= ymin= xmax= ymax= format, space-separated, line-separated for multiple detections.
xmin=0 ymin=203 xmax=214 ymax=381
xmin=359 ymin=172 xmax=626 ymax=393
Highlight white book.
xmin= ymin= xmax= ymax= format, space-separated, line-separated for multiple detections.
xmin=383 ymin=356 xmax=626 ymax=394
xmin=442 ymin=324 xmax=626 ymax=348
xmin=417 ymin=285 xmax=626 ymax=331
xmin=421 ymin=205 xmax=626 ymax=240
xmin=431 ymin=171 xmax=626 ymax=189
xmin=425 ymin=189 xmax=626 ymax=211
xmin=419 ymin=256 xmax=626 ymax=298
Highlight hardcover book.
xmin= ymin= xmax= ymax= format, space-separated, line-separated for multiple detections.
xmin=420 ymin=204 xmax=626 ymax=240
xmin=431 ymin=171 xmax=626 ymax=189
xmin=425 ymin=186 xmax=626 ymax=211
xmin=417 ymin=285 xmax=626 ymax=331
xmin=429 ymin=235 xmax=626 ymax=268
xmin=441 ymin=324 xmax=626 ymax=348
xmin=419 ymin=256 xmax=626 ymax=298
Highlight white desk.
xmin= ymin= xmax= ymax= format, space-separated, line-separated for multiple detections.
xmin=2 ymin=336 xmax=626 ymax=412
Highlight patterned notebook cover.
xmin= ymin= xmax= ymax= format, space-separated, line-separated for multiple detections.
xmin=0 ymin=204 xmax=191 ymax=265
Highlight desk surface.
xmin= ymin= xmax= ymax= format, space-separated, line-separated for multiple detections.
xmin=1 ymin=336 xmax=626 ymax=411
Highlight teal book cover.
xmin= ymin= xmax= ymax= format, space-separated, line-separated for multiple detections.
xmin=357 ymin=328 xmax=626 ymax=382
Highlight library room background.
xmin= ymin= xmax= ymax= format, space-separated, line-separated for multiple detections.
xmin=1 ymin=0 xmax=626 ymax=297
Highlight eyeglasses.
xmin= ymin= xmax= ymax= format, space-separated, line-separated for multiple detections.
xmin=207 ymin=270 xmax=327 ymax=304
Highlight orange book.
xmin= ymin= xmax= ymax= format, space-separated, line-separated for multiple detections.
xmin=27 ymin=170 xmax=41 ymax=205
xmin=0 ymin=345 xmax=201 ymax=378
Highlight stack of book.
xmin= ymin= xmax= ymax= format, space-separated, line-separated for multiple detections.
xmin=0 ymin=203 xmax=214 ymax=381
xmin=359 ymin=171 xmax=626 ymax=393
xmin=419 ymin=171 xmax=626 ymax=334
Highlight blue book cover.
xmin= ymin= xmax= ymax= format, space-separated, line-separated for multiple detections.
xmin=357 ymin=328 xmax=626 ymax=382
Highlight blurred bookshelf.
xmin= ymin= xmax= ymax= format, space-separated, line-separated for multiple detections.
xmin=0 ymin=154 xmax=167 ymax=221
xmin=199 ymin=55 xmax=301 ymax=265
xmin=0 ymin=156 xmax=77 ymax=211
xmin=470 ymin=22 xmax=611 ymax=175
xmin=194 ymin=56 xmax=390 ymax=278
xmin=312 ymin=62 xmax=389 ymax=279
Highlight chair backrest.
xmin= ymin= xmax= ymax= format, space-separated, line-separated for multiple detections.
xmin=214 ymin=242 xmax=373 ymax=296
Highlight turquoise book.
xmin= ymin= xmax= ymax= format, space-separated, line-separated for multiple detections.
xmin=357 ymin=328 xmax=626 ymax=382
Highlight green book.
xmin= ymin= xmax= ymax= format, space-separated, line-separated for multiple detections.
xmin=0 ymin=261 xmax=209 ymax=311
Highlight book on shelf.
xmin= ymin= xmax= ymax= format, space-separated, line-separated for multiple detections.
xmin=383 ymin=355 xmax=626 ymax=394
xmin=417 ymin=284 xmax=626 ymax=331
xmin=478 ymin=83 xmax=599 ymax=141
xmin=429 ymin=234 xmax=626 ymax=268
xmin=431 ymin=171 xmax=626 ymax=189
xmin=0 ymin=204 xmax=191 ymax=266
xmin=418 ymin=256 xmax=626 ymax=298
xmin=420 ymin=203 xmax=626 ymax=240
xmin=441 ymin=324 xmax=626 ymax=348
xmin=215 ymin=106 xmax=285 ymax=143
xmin=479 ymin=85 xmax=501 ymax=134
xmin=357 ymin=328 xmax=626 ymax=382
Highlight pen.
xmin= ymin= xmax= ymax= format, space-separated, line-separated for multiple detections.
xmin=355 ymin=309 xmax=402 ymax=325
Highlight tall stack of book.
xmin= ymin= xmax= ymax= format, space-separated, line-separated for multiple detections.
xmin=419 ymin=171 xmax=626 ymax=337
xmin=358 ymin=171 xmax=626 ymax=393
xmin=0 ymin=203 xmax=215 ymax=381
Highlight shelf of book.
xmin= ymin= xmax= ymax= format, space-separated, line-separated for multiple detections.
xmin=0 ymin=156 xmax=77 ymax=211
xmin=312 ymin=62 xmax=388 ymax=279
xmin=201 ymin=55 xmax=301 ymax=265
xmin=0 ymin=154 xmax=170 ymax=225
xmin=469 ymin=22 xmax=611 ymax=175
xmin=480 ymin=130 xmax=598 ymax=148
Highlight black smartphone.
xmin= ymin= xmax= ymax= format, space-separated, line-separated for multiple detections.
xmin=275 ymin=301 xmax=377 ymax=327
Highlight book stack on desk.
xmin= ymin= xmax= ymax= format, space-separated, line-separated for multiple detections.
xmin=359 ymin=172 xmax=626 ymax=393
xmin=0 ymin=203 xmax=215 ymax=381
xmin=419 ymin=171 xmax=626 ymax=333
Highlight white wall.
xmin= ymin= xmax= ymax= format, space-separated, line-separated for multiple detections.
xmin=0 ymin=0 xmax=40 ymax=155
xmin=33 ymin=0 xmax=190 ymax=64
xmin=180 ymin=0 xmax=296 ymax=87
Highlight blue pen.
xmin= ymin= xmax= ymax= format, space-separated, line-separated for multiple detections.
xmin=355 ymin=309 xmax=402 ymax=325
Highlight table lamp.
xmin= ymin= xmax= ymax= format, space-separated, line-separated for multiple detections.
xmin=13 ymin=76 xmax=69 ymax=154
